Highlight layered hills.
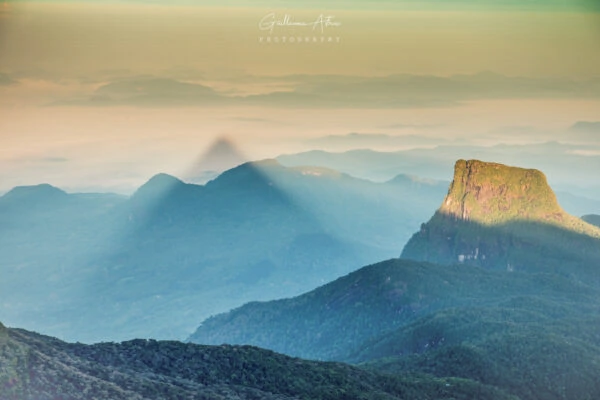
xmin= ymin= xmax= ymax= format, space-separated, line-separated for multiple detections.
xmin=3 ymin=157 xmax=599 ymax=400
xmin=189 ymin=258 xmax=600 ymax=400
xmin=0 ymin=160 xmax=447 ymax=342
xmin=277 ymin=144 xmax=600 ymax=214
xmin=189 ymin=159 xmax=600 ymax=400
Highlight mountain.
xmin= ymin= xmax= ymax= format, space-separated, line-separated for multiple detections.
xmin=554 ymin=191 xmax=600 ymax=217
xmin=401 ymin=160 xmax=600 ymax=281
xmin=0 ymin=322 xmax=514 ymax=400
xmin=435 ymin=159 xmax=563 ymax=223
xmin=356 ymin=303 xmax=600 ymax=400
xmin=188 ymin=257 xmax=600 ymax=400
xmin=567 ymin=121 xmax=600 ymax=143
xmin=276 ymin=142 xmax=600 ymax=204
xmin=188 ymin=257 xmax=597 ymax=358
xmin=304 ymin=132 xmax=453 ymax=152
xmin=0 ymin=183 xmax=69 ymax=205
xmin=582 ymin=214 xmax=600 ymax=228
xmin=0 ymin=160 xmax=447 ymax=343
xmin=189 ymin=160 xmax=600 ymax=400
xmin=0 ymin=186 xmax=127 ymax=341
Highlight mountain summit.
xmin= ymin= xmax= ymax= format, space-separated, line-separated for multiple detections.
xmin=440 ymin=159 xmax=562 ymax=224
xmin=401 ymin=159 xmax=600 ymax=276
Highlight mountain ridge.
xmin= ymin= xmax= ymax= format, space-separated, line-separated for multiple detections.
xmin=0 ymin=159 xmax=447 ymax=343
xmin=0 ymin=322 xmax=514 ymax=400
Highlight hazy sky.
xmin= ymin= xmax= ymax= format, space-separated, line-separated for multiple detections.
xmin=0 ymin=1 xmax=599 ymax=193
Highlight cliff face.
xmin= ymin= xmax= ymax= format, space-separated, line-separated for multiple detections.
xmin=401 ymin=160 xmax=600 ymax=277
xmin=440 ymin=159 xmax=562 ymax=224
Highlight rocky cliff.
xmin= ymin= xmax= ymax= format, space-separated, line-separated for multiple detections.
xmin=401 ymin=159 xmax=600 ymax=277
xmin=440 ymin=159 xmax=562 ymax=223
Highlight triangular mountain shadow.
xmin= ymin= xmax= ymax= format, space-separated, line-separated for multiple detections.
xmin=182 ymin=136 xmax=248 ymax=184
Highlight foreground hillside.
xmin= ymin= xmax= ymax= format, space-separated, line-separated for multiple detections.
xmin=189 ymin=258 xmax=597 ymax=359
xmin=0 ymin=322 xmax=514 ymax=400
xmin=188 ymin=257 xmax=600 ymax=399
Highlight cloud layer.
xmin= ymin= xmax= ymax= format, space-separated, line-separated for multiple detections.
xmin=45 ymin=72 xmax=600 ymax=108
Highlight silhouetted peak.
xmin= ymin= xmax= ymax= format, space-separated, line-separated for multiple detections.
xmin=582 ymin=214 xmax=600 ymax=228
xmin=144 ymin=173 xmax=183 ymax=187
xmin=566 ymin=121 xmax=600 ymax=143
xmin=569 ymin=121 xmax=600 ymax=132
xmin=133 ymin=173 xmax=185 ymax=200
xmin=206 ymin=159 xmax=284 ymax=188
xmin=2 ymin=183 xmax=68 ymax=203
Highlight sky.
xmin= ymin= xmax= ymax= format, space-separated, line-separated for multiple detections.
xmin=0 ymin=0 xmax=599 ymax=193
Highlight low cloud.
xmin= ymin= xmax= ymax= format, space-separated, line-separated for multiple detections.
xmin=381 ymin=123 xmax=445 ymax=130
xmin=32 ymin=72 xmax=600 ymax=108
xmin=55 ymin=77 xmax=225 ymax=107
xmin=41 ymin=157 xmax=69 ymax=163
xmin=568 ymin=121 xmax=600 ymax=143
xmin=0 ymin=72 xmax=17 ymax=86
xmin=306 ymin=132 xmax=454 ymax=151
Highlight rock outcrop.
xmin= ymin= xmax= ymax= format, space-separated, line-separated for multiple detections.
xmin=401 ymin=160 xmax=600 ymax=276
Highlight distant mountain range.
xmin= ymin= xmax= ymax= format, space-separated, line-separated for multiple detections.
xmin=277 ymin=142 xmax=600 ymax=208
xmin=0 ymin=159 xmax=447 ymax=343
xmin=583 ymin=214 xmax=600 ymax=228
xmin=189 ymin=160 xmax=600 ymax=400
xmin=3 ymin=156 xmax=599 ymax=400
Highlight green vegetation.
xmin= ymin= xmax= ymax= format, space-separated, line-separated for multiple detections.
xmin=190 ymin=257 xmax=600 ymax=400
xmin=0 ymin=325 xmax=516 ymax=400
xmin=439 ymin=160 xmax=599 ymax=237
xmin=361 ymin=310 xmax=600 ymax=400
xmin=442 ymin=160 xmax=561 ymax=223
xmin=3 ymin=158 xmax=599 ymax=400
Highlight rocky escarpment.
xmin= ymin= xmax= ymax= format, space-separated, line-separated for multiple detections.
xmin=401 ymin=159 xmax=600 ymax=277
xmin=440 ymin=159 xmax=562 ymax=224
